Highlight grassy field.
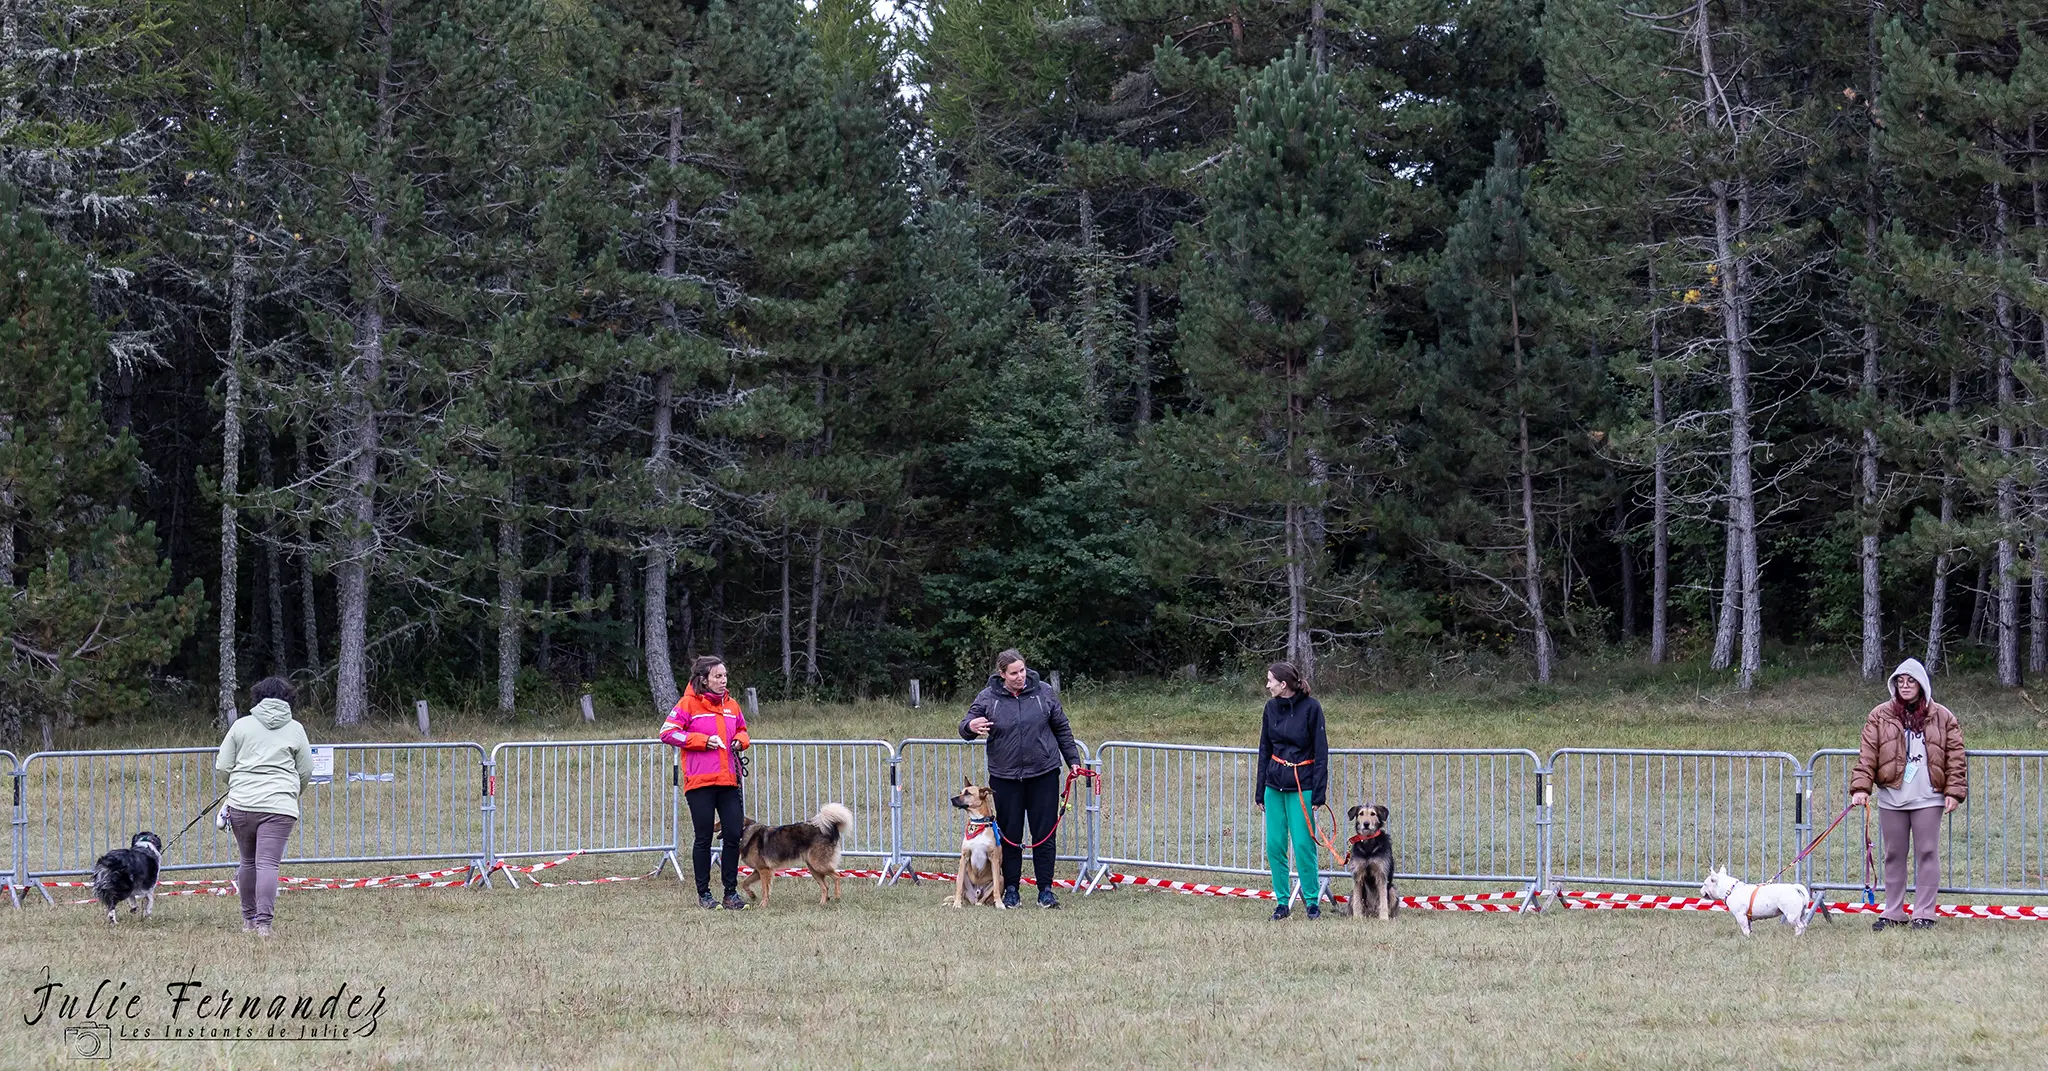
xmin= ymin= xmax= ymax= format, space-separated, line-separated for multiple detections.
xmin=5 ymin=874 xmax=2047 ymax=1069
xmin=6 ymin=669 xmax=2046 ymax=1067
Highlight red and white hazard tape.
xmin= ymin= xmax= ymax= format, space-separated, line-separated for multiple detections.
xmin=1552 ymin=890 xmax=2048 ymax=919
xmin=491 ymin=852 xmax=581 ymax=874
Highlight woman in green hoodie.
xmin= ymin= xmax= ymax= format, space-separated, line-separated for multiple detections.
xmin=215 ymin=677 xmax=314 ymax=936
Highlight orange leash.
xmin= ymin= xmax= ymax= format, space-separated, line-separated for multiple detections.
xmin=1273 ymin=757 xmax=1349 ymax=876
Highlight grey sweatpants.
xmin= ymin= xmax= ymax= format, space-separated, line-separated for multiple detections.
xmin=1878 ymin=804 xmax=1944 ymax=922
xmin=228 ymin=808 xmax=297 ymax=926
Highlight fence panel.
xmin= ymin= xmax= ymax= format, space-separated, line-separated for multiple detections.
xmin=743 ymin=740 xmax=897 ymax=864
xmin=17 ymin=745 xmax=488 ymax=884
xmin=1807 ymin=748 xmax=2048 ymax=897
xmin=1093 ymin=743 xmax=1543 ymax=887
xmin=1547 ymin=749 xmax=1802 ymax=890
xmin=3 ymin=750 xmax=19 ymax=901
xmin=1095 ymin=743 xmax=1263 ymax=878
xmin=894 ymin=738 xmax=1094 ymax=872
xmin=488 ymin=740 xmax=676 ymax=867
xmin=1325 ymin=749 xmax=1544 ymax=884
xmin=18 ymin=749 xmax=232 ymax=879
xmin=293 ymin=743 xmax=486 ymax=866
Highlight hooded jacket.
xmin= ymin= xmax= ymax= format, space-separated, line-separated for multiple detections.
xmin=661 ymin=685 xmax=751 ymax=793
xmin=215 ymin=698 xmax=314 ymax=818
xmin=958 ymin=669 xmax=1081 ymax=780
xmin=1849 ymin=658 xmax=1967 ymax=803
xmin=1257 ymin=692 xmax=1329 ymax=806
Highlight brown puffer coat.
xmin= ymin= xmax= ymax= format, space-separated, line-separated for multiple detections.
xmin=1848 ymin=702 xmax=1967 ymax=802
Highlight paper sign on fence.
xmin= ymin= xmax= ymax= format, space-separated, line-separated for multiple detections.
xmin=309 ymin=746 xmax=334 ymax=784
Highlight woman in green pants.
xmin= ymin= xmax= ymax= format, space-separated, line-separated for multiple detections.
xmin=1255 ymin=661 xmax=1328 ymax=920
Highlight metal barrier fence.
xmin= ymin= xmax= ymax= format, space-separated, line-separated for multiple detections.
xmin=1807 ymin=748 xmax=2048 ymax=897
xmin=8 ymin=737 xmax=2047 ymax=906
xmin=1546 ymin=749 xmax=1805 ymax=891
xmin=3 ymin=750 xmax=18 ymax=906
xmin=488 ymin=740 xmax=678 ymax=881
xmin=891 ymin=738 xmax=1095 ymax=881
xmin=744 ymin=739 xmax=897 ymax=869
xmin=1094 ymin=744 xmax=1544 ymax=895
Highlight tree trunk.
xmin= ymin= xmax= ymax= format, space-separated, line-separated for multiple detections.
xmin=643 ymin=107 xmax=685 ymax=713
xmin=779 ymin=526 xmax=793 ymax=693
xmin=575 ymin=542 xmax=593 ymax=680
xmin=334 ymin=21 xmax=394 ymax=728
xmin=260 ymin=439 xmax=285 ymax=676
xmin=1969 ymin=561 xmax=1989 ymax=647
xmin=1285 ymin=502 xmax=1315 ymax=682
xmin=1927 ymin=372 xmax=1958 ymax=673
xmin=1616 ymin=497 xmax=1638 ymax=639
xmin=711 ymin=540 xmax=726 ymax=659
xmin=1512 ymin=301 xmax=1552 ymax=682
xmin=679 ymin=583 xmax=694 ymax=664
xmin=217 ymin=244 xmax=251 ymax=724
xmin=1858 ymin=209 xmax=1883 ymax=680
xmin=1649 ymin=255 xmax=1670 ymax=664
xmin=1711 ymin=524 xmax=1739 ymax=670
xmin=538 ymin=571 xmax=553 ymax=679
xmin=1310 ymin=0 xmax=1326 ymax=71
xmin=2033 ymin=125 xmax=2048 ymax=676
xmin=1994 ymin=181 xmax=2021 ymax=687
xmin=334 ymin=284 xmax=382 ymax=727
xmin=295 ymin=426 xmax=321 ymax=678
xmin=806 ymin=536 xmax=823 ymax=687
xmin=497 ymin=514 xmax=521 ymax=714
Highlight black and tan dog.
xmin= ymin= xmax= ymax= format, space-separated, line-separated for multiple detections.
xmin=945 ymin=780 xmax=1004 ymax=908
xmin=1344 ymin=804 xmax=1398 ymax=919
xmin=736 ymin=803 xmax=854 ymax=907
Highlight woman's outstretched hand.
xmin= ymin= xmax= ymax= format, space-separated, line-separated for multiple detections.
xmin=967 ymin=717 xmax=992 ymax=736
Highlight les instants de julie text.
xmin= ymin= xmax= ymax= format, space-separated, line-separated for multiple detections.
xmin=25 ymin=968 xmax=387 ymax=1041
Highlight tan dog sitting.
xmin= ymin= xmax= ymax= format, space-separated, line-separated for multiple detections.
xmin=946 ymin=780 xmax=1005 ymax=908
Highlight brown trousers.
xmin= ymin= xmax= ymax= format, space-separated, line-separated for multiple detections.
xmin=1878 ymin=804 xmax=1944 ymax=921
xmin=228 ymin=808 xmax=297 ymax=926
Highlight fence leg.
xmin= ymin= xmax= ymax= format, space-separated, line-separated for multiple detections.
xmin=473 ymin=757 xmax=497 ymax=890
xmin=1793 ymin=766 xmax=1813 ymax=891
xmin=1079 ymin=757 xmax=1108 ymax=894
xmin=883 ymin=751 xmax=907 ymax=885
xmin=8 ymin=766 xmax=21 ymax=909
xmin=1530 ymin=764 xmax=1553 ymax=912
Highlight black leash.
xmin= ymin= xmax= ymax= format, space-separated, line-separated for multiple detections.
xmin=162 ymin=789 xmax=231 ymax=856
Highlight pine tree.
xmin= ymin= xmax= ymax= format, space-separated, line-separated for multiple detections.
xmin=1145 ymin=42 xmax=1395 ymax=682
xmin=0 ymin=196 xmax=203 ymax=742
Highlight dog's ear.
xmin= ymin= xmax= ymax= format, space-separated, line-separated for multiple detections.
xmin=963 ymin=776 xmax=972 ymax=788
xmin=1346 ymin=805 xmax=1361 ymax=820
xmin=1375 ymin=804 xmax=1390 ymax=825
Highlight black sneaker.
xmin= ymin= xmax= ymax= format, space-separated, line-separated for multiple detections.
xmin=1037 ymin=889 xmax=1060 ymax=910
xmin=1270 ymin=904 xmax=1291 ymax=921
xmin=1910 ymin=917 xmax=1935 ymax=930
xmin=1305 ymin=903 xmax=1321 ymax=920
xmin=722 ymin=892 xmax=746 ymax=910
xmin=1001 ymin=887 xmax=1020 ymax=909
xmin=1871 ymin=917 xmax=1902 ymax=932
xmin=699 ymin=893 xmax=717 ymax=910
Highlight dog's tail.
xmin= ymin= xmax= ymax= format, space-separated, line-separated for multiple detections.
xmin=812 ymin=802 xmax=854 ymax=838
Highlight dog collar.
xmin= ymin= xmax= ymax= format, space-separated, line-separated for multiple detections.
xmin=1350 ymin=831 xmax=1383 ymax=844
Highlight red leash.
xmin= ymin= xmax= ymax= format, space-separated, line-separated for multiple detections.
xmin=997 ymin=766 xmax=1098 ymax=850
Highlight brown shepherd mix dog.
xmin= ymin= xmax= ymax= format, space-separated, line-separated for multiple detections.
xmin=736 ymin=803 xmax=854 ymax=907
xmin=946 ymin=780 xmax=1004 ymax=908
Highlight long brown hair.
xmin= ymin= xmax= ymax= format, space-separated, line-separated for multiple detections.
xmin=1267 ymin=661 xmax=1310 ymax=697
xmin=689 ymin=656 xmax=727 ymax=697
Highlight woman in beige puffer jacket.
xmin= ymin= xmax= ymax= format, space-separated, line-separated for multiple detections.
xmin=1848 ymin=658 xmax=1966 ymax=931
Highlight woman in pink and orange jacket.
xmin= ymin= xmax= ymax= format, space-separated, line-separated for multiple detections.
xmin=660 ymin=656 xmax=751 ymax=909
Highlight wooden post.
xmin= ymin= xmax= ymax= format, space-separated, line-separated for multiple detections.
xmin=1048 ymin=671 xmax=1061 ymax=693
xmin=909 ymin=679 xmax=922 ymax=709
xmin=580 ymin=694 xmax=596 ymax=724
xmin=745 ymin=687 xmax=759 ymax=721
xmin=415 ymin=699 xmax=430 ymax=737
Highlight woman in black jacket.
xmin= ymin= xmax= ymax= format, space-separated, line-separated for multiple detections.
xmin=960 ymin=648 xmax=1083 ymax=908
xmin=1256 ymin=661 xmax=1328 ymax=920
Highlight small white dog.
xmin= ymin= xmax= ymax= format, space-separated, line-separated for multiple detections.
xmin=1699 ymin=865 xmax=1828 ymax=936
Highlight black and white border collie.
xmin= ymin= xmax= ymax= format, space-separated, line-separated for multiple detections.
xmin=91 ymin=832 xmax=164 ymax=924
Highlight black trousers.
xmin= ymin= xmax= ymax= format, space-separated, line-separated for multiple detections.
xmin=686 ymin=784 xmax=744 ymax=896
xmin=990 ymin=769 xmax=1062 ymax=893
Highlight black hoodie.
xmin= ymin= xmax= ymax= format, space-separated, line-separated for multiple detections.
xmin=958 ymin=669 xmax=1082 ymax=780
xmin=1256 ymin=693 xmax=1329 ymax=806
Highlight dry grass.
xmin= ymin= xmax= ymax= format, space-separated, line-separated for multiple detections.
xmin=5 ymin=873 xmax=2046 ymax=1069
